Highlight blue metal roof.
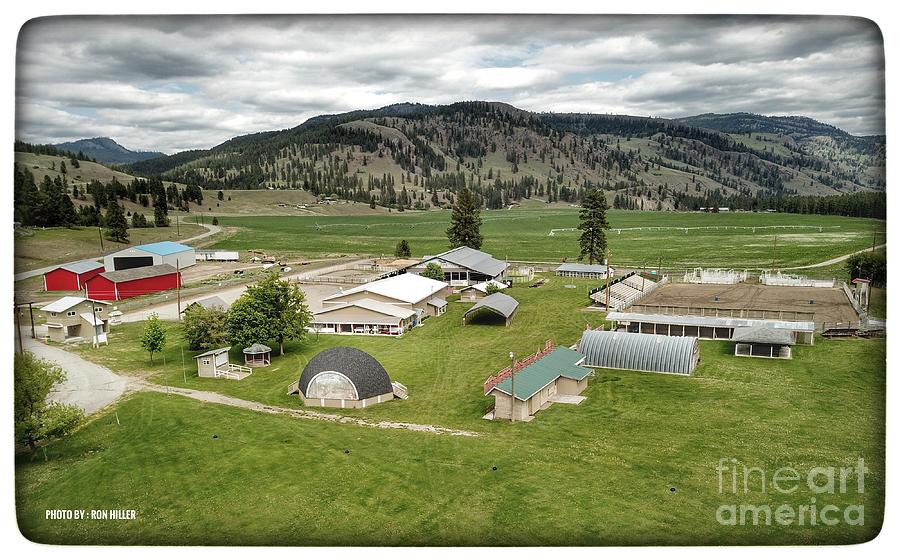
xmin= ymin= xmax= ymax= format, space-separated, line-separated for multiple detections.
xmin=134 ymin=241 xmax=193 ymax=256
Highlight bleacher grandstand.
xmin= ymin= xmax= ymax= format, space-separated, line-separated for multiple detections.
xmin=590 ymin=272 xmax=665 ymax=311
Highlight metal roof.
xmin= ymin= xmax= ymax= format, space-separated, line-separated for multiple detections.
xmin=460 ymin=280 xmax=506 ymax=294
xmin=555 ymin=263 xmax=609 ymax=274
xmin=134 ymin=241 xmax=193 ymax=256
xmin=324 ymin=273 xmax=447 ymax=305
xmin=300 ymin=346 xmax=393 ymax=400
xmin=423 ymin=246 xmax=507 ymax=277
xmin=97 ymin=264 xmax=178 ymax=283
xmin=188 ymin=296 xmax=229 ymax=310
xmin=489 ymin=347 xmax=592 ymax=401
xmin=464 ymin=292 xmax=519 ymax=320
xmin=40 ymin=296 xmax=109 ymax=313
xmin=578 ymin=329 xmax=699 ymax=375
xmin=731 ymin=327 xmax=795 ymax=346
xmin=56 ymin=260 xmax=104 ymax=274
xmin=315 ymin=298 xmax=417 ymax=320
xmin=194 ymin=347 xmax=231 ymax=359
xmin=427 ymin=297 xmax=448 ymax=308
xmin=243 ymin=343 xmax=272 ymax=354
xmin=79 ymin=312 xmax=103 ymax=326
xmin=605 ymin=311 xmax=815 ymax=332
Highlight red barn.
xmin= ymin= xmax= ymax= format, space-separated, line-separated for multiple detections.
xmin=85 ymin=264 xmax=181 ymax=301
xmin=43 ymin=260 xmax=105 ymax=291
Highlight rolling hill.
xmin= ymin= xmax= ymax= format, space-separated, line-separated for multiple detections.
xmin=53 ymin=137 xmax=166 ymax=164
xmin=124 ymin=102 xmax=884 ymax=212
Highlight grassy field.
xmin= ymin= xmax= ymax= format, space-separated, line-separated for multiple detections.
xmin=18 ymin=274 xmax=885 ymax=544
xmin=210 ymin=209 xmax=884 ymax=272
xmin=14 ymin=223 xmax=206 ymax=273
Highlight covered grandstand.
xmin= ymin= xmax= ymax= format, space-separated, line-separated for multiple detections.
xmin=577 ymin=329 xmax=700 ymax=376
xmin=605 ymin=311 xmax=816 ymax=345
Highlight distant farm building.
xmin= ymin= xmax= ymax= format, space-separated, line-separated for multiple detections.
xmin=295 ymin=347 xmax=406 ymax=408
xmin=555 ymin=263 xmax=612 ymax=279
xmin=605 ymin=311 xmax=816 ymax=345
xmin=40 ymin=296 xmax=110 ymax=344
xmin=463 ymin=292 xmax=519 ymax=326
xmin=505 ymin=264 xmax=535 ymax=284
xmin=195 ymin=249 xmax=239 ymax=262
xmin=406 ymin=246 xmax=507 ymax=286
xmin=577 ymin=329 xmax=700 ymax=376
xmin=484 ymin=342 xmax=592 ymax=421
xmin=103 ymin=241 xmax=196 ymax=272
xmin=312 ymin=273 xmax=450 ymax=336
xmin=732 ymin=326 xmax=795 ymax=359
xmin=195 ymin=347 xmax=252 ymax=380
xmin=458 ymin=280 xmax=508 ymax=302
xmin=43 ymin=260 xmax=105 ymax=291
xmin=85 ymin=264 xmax=181 ymax=301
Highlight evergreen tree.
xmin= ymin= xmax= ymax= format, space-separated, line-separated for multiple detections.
xmin=446 ymin=186 xmax=483 ymax=249
xmin=394 ymin=239 xmax=411 ymax=258
xmin=105 ymin=199 xmax=129 ymax=243
xmin=153 ymin=195 xmax=170 ymax=227
xmin=577 ymin=188 xmax=610 ymax=265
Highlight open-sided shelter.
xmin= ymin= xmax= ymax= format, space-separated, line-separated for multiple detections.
xmin=732 ymin=326 xmax=795 ymax=359
xmin=243 ymin=343 xmax=272 ymax=366
xmin=463 ymin=292 xmax=519 ymax=326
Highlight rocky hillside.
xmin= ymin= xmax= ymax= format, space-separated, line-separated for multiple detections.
xmin=127 ymin=102 xmax=886 ymax=211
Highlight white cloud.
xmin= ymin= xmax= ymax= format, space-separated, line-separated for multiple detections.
xmin=14 ymin=15 xmax=885 ymax=154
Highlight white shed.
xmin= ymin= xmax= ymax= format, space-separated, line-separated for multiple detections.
xmin=104 ymin=241 xmax=196 ymax=271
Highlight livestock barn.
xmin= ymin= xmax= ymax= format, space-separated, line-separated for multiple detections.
xmin=577 ymin=329 xmax=700 ymax=375
xmin=85 ymin=264 xmax=181 ymax=300
xmin=43 ymin=260 xmax=105 ymax=291
xmin=103 ymin=241 xmax=196 ymax=271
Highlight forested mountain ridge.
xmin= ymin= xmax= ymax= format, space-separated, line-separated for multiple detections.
xmin=52 ymin=137 xmax=166 ymax=164
xmin=111 ymin=101 xmax=883 ymax=212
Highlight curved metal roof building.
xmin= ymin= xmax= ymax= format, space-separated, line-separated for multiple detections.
xmin=299 ymin=347 xmax=394 ymax=401
xmin=577 ymin=330 xmax=699 ymax=376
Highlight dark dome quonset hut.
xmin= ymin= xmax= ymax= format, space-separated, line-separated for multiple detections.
xmin=299 ymin=347 xmax=396 ymax=408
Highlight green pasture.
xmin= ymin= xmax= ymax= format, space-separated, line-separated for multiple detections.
xmin=211 ymin=210 xmax=884 ymax=271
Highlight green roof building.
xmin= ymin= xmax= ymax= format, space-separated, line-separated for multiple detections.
xmin=484 ymin=346 xmax=592 ymax=422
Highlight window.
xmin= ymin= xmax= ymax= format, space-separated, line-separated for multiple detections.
xmin=94 ymin=307 xmax=103 ymax=312
xmin=306 ymin=371 xmax=358 ymax=400
xmin=202 ymin=359 xmax=211 ymax=365
xmin=49 ymin=312 xmax=57 ymax=317
xmin=66 ymin=311 xmax=76 ymax=317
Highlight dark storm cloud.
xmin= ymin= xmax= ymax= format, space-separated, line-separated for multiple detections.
xmin=15 ymin=14 xmax=885 ymax=153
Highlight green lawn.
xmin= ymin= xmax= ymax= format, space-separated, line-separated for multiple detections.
xmin=210 ymin=210 xmax=884 ymax=271
xmin=22 ymin=272 xmax=885 ymax=545
xmin=869 ymin=287 xmax=886 ymax=319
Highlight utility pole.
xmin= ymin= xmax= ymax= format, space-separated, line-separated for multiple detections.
xmin=872 ymin=226 xmax=878 ymax=252
xmin=604 ymin=250 xmax=611 ymax=311
xmin=176 ymin=215 xmax=180 ymax=236
xmin=89 ymin=299 xmax=99 ymax=348
xmin=98 ymin=224 xmax=104 ymax=251
xmin=27 ymin=302 xmax=35 ymax=338
xmin=181 ymin=345 xmax=187 ymax=383
xmin=509 ymin=351 xmax=516 ymax=423
xmin=176 ymin=258 xmax=181 ymax=318
xmin=14 ymin=304 xmax=23 ymax=355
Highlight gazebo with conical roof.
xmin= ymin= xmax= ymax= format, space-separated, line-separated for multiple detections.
xmin=243 ymin=343 xmax=272 ymax=367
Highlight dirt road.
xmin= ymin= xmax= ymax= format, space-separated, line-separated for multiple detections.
xmin=786 ymin=243 xmax=886 ymax=270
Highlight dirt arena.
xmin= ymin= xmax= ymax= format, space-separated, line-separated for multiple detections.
xmin=636 ymin=282 xmax=859 ymax=325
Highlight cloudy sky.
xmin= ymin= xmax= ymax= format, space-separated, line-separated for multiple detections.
xmin=16 ymin=15 xmax=885 ymax=154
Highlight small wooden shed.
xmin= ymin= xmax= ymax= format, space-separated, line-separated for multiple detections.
xmin=195 ymin=347 xmax=252 ymax=380
xmin=243 ymin=343 xmax=272 ymax=367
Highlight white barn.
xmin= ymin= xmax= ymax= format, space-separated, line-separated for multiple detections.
xmin=103 ymin=241 xmax=196 ymax=271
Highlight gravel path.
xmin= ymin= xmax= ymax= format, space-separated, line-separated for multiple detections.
xmin=23 ymin=337 xmax=129 ymax=415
